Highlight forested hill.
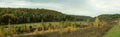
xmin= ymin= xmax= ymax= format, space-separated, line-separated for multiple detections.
xmin=98 ymin=14 xmax=120 ymax=21
xmin=0 ymin=8 xmax=92 ymax=25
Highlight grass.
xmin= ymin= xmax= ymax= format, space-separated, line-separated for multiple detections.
xmin=102 ymin=25 xmax=120 ymax=37
xmin=15 ymin=26 xmax=110 ymax=37
xmin=0 ymin=21 xmax=115 ymax=37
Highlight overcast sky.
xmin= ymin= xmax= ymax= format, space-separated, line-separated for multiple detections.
xmin=0 ymin=0 xmax=120 ymax=17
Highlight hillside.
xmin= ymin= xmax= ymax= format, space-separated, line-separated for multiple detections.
xmin=0 ymin=8 xmax=92 ymax=25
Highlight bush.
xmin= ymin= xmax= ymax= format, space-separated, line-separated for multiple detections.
xmin=0 ymin=26 xmax=5 ymax=37
xmin=1 ymin=14 xmax=18 ymax=24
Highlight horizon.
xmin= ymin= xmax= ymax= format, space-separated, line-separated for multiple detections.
xmin=1 ymin=0 xmax=120 ymax=17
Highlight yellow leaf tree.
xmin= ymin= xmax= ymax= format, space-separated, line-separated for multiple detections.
xmin=94 ymin=17 xmax=100 ymax=27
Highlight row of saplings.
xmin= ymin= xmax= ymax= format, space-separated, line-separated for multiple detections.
xmin=0 ymin=17 xmax=116 ymax=37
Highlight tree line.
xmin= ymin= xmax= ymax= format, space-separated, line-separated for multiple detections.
xmin=0 ymin=8 xmax=92 ymax=25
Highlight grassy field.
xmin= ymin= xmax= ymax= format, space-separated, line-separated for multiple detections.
xmin=102 ymin=25 xmax=120 ymax=37
xmin=13 ymin=21 xmax=113 ymax=37
xmin=15 ymin=27 xmax=105 ymax=37
xmin=0 ymin=21 xmax=115 ymax=37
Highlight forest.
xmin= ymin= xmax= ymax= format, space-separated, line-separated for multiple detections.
xmin=0 ymin=8 xmax=92 ymax=25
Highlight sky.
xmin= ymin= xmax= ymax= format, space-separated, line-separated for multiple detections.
xmin=0 ymin=0 xmax=120 ymax=17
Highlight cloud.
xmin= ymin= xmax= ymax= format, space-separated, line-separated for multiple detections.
xmin=0 ymin=0 xmax=120 ymax=17
xmin=1 ymin=0 xmax=67 ymax=10
xmin=89 ymin=0 xmax=120 ymax=10
xmin=82 ymin=0 xmax=120 ymax=16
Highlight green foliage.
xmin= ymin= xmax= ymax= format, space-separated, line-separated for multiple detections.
xmin=6 ymin=25 xmax=16 ymax=36
xmin=1 ymin=14 xmax=18 ymax=24
xmin=98 ymin=14 xmax=120 ymax=22
xmin=19 ymin=25 xmax=30 ymax=33
xmin=0 ymin=8 xmax=92 ymax=25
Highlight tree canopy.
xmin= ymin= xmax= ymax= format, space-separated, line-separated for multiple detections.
xmin=0 ymin=8 xmax=92 ymax=25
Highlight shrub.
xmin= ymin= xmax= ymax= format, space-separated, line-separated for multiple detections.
xmin=101 ymin=22 xmax=108 ymax=28
xmin=33 ymin=28 xmax=39 ymax=34
xmin=0 ymin=26 xmax=5 ymax=37
xmin=19 ymin=25 xmax=30 ymax=33
xmin=6 ymin=25 xmax=16 ymax=37
xmin=1 ymin=14 xmax=18 ymax=24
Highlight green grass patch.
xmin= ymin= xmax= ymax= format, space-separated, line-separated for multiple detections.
xmin=103 ymin=25 xmax=120 ymax=37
